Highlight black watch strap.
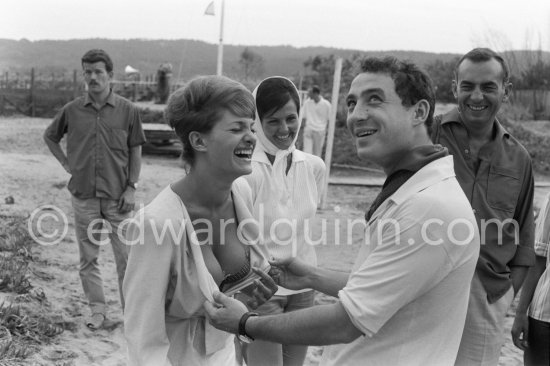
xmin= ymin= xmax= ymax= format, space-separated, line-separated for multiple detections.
xmin=238 ymin=312 xmax=259 ymax=340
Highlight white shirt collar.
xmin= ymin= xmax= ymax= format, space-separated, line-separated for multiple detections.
xmin=389 ymin=155 xmax=456 ymax=206
xmin=251 ymin=149 xmax=306 ymax=164
xmin=367 ymin=156 xmax=456 ymax=225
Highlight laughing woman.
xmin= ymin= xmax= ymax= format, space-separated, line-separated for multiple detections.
xmin=242 ymin=77 xmax=326 ymax=366
xmin=123 ymin=76 xmax=277 ymax=366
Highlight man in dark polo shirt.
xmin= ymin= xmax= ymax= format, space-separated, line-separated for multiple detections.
xmin=431 ymin=48 xmax=535 ymax=365
xmin=44 ymin=49 xmax=146 ymax=330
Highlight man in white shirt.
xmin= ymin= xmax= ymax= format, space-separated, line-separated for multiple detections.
xmin=205 ymin=56 xmax=480 ymax=366
xmin=302 ymin=85 xmax=331 ymax=157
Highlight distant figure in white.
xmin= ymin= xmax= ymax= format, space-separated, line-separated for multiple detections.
xmin=301 ymin=85 xmax=331 ymax=157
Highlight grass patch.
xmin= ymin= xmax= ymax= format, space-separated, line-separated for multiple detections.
xmin=0 ymin=216 xmax=33 ymax=256
xmin=0 ymin=216 xmax=64 ymax=364
xmin=521 ymin=120 xmax=550 ymax=136
xmin=0 ymin=216 xmax=33 ymax=295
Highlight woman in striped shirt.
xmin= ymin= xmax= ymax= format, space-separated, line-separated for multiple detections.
xmin=512 ymin=193 xmax=550 ymax=365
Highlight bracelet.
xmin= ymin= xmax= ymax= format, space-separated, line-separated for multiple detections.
xmin=238 ymin=311 xmax=259 ymax=341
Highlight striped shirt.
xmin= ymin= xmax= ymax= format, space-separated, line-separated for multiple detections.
xmin=241 ymin=149 xmax=326 ymax=296
xmin=528 ymin=193 xmax=550 ymax=322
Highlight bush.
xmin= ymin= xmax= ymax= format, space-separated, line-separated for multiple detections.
xmin=499 ymin=113 xmax=550 ymax=174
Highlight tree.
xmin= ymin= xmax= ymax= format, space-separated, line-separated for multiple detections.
xmin=518 ymin=55 xmax=550 ymax=119
xmin=425 ymin=57 xmax=459 ymax=103
xmin=302 ymin=53 xmax=364 ymax=126
xmin=302 ymin=54 xmax=359 ymax=94
xmin=239 ymin=47 xmax=265 ymax=81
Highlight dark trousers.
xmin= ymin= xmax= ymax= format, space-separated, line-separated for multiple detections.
xmin=525 ymin=316 xmax=550 ymax=366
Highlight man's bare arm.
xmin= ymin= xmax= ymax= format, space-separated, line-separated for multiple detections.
xmin=43 ymin=134 xmax=70 ymax=173
xmin=308 ymin=267 xmax=350 ymax=297
xmin=127 ymin=145 xmax=142 ymax=184
xmin=204 ymin=293 xmax=363 ymax=346
xmin=247 ymin=301 xmax=362 ymax=345
xmin=510 ymin=265 xmax=529 ymax=296
xmin=272 ymin=259 xmax=349 ymax=297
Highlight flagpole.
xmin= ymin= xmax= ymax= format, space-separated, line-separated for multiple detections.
xmin=216 ymin=0 xmax=225 ymax=76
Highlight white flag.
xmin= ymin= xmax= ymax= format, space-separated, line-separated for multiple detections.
xmin=204 ymin=1 xmax=215 ymax=16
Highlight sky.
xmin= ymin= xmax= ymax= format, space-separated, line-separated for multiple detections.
xmin=3 ymin=0 xmax=550 ymax=53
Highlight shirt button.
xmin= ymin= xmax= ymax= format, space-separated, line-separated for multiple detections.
xmin=464 ymin=149 xmax=469 ymax=154
xmin=473 ymin=209 xmax=477 ymax=214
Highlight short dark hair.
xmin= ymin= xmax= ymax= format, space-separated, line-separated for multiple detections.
xmin=454 ymin=48 xmax=510 ymax=83
xmin=164 ymin=75 xmax=256 ymax=165
xmin=359 ymin=56 xmax=435 ymax=133
xmin=311 ymin=85 xmax=321 ymax=94
xmin=256 ymin=78 xmax=300 ymax=121
xmin=81 ymin=49 xmax=114 ymax=73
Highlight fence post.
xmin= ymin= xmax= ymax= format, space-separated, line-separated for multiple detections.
xmin=320 ymin=57 xmax=343 ymax=210
xmin=30 ymin=67 xmax=35 ymax=117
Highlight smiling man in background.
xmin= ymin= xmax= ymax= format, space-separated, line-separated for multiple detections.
xmin=431 ymin=48 xmax=535 ymax=366
xmin=44 ymin=49 xmax=146 ymax=330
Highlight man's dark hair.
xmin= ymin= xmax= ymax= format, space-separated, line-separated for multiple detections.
xmin=81 ymin=49 xmax=114 ymax=73
xmin=360 ymin=56 xmax=435 ymax=133
xmin=454 ymin=48 xmax=510 ymax=83
xmin=311 ymin=85 xmax=321 ymax=94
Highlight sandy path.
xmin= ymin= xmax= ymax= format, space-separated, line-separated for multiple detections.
xmin=0 ymin=149 xmax=371 ymax=365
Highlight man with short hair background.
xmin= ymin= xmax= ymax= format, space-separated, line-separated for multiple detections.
xmin=302 ymin=85 xmax=331 ymax=157
xmin=44 ymin=49 xmax=146 ymax=330
xmin=204 ymin=57 xmax=480 ymax=366
xmin=431 ymin=48 xmax=535 ymax=366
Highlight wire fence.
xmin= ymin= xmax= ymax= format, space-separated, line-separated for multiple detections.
xmin=0 ymin=68 xmax=184 ymax=117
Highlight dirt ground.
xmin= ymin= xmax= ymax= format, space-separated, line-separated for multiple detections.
xmin=1 ymin=116 xmax=546 ymax=365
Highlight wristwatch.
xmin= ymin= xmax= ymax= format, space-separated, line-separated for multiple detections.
xmin=127 ymin=181 xmax=138 ymax=190
xmin=237 ymin=311 xmax=259 ymax=343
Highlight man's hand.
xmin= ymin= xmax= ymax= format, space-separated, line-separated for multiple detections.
xmin=511 ymin=313 xmax=529 ymax=351
xmin=239 ymin=267 xmax=279 ymax=309
xmin=118 ymin=188 xmax=136 ymax=213
xmin=269 ymin=257 xmax=314 ymax=291
xmin=204 ymin=291 xmax=248 ymax=334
